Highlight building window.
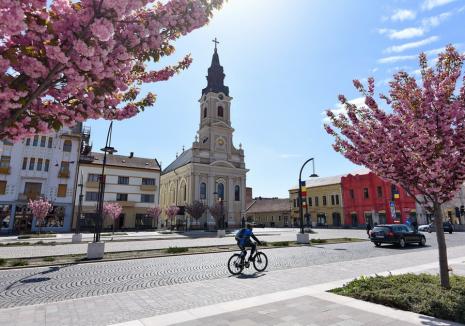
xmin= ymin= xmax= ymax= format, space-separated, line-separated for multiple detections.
xmin=22 ymin=158 xmax=28 ymax=170
xmin=37 ymin=158 xmax=43 ymax=171
xmin=59 ymin=161 xmax=70 ymax=177
xmin=116 ymin=193 xmax=128 ymax=201
xmin=0 ymin=181 xmax=6 ymax=195
xmin=25 ymin=138 xmax=31 ymax=146
xmin=63 ymin=140 xmax=72 ymax=152
xmin=218 ymin=106 xmax=224 ymax=117
xmin=142 ymin=178 xmax=155 ymax=185
xmin=234 ymin=185 xmax=240 ymax=201
xmin=217 ymin=183 xmax=224 ymax=200
xmin=308 ymin=197 xmax=312 ymax=206
xmin=350 ymin=189 xmax=354 ymax=199
xmin=57 ymin=184 xmax=67 ymax=197
xmin=32 ymin=135 xmax=39 ymax=146
xmin=40 ymin=136 xmax=46 ymax=147
xmin=363 ymin=188 xmax=369 ymax=199
xmin=29 ymin=158 xmax=35 ymax=170
xmin=331 ymin=195 xmax=335 ymax=206
xmin=200 ymin=182 xmax=207 ymax=200
xmin=323 ymin=196 xmax=327 ymax=206
xmin=141 ymin=194 xmax=155 ymax=203
xmin=335 ymin=194 xmax=340 ymax=205
xmin=48 ymin=137 xmax=53 ymax=148
xmin=293 ymin=199 xmax=297 ymax=208
xmin=315 ymin=196 xmax=319 ymax=206
xmin=88 ymin=174 xmax=100 ymax=182
xmin=85 ymin=192 xmax=99 ymax=201
xmin=377 ymin=186 xmax=383 ymax=198
xmin=44 ymin=159 xmax=50 ymax=172
xmin=203 ymin=107 xmax=207 ymax=118
xmin=118 ymin=176 xmax=129 ymax=185
xmin=0 ymin=156 xmax=10 ymax=169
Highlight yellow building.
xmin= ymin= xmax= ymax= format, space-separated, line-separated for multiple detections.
xmin=289 ymin=175 xmax=344 ymax=227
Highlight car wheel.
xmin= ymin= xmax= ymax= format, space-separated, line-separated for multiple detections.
xmin=428 ymin=229 xmax=432 ymax=233
xmin=399 ymin=238 xmax=406 ymax=248
xmin=449 ymin=230 xmax=453 ymax=234
xmin=374 ymin=242 xmax=381 ymax=247
xmin=419 ymin=237 xmax=426 ymax=246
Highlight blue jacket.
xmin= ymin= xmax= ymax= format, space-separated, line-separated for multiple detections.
xmin=236 ymin=228 xmax=260 ymax=246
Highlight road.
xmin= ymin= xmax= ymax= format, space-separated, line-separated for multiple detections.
xmin=0 ymin=231 xmax=463 ymax=309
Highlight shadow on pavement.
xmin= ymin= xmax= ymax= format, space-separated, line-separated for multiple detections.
xmin=234 ymin=273 xmax=267 ymax=279
xmin=3 ymin=265 xmax=66 ymax=291
xmin=375 ymin=244 xmax=432 ymax=250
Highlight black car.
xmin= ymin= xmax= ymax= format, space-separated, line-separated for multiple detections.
xmin=370 ymin=224 xmax=426 ymax=248
xmin=427 ymin=221 xmax=454 ymax=234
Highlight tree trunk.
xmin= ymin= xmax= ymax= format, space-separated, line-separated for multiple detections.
xmin=433 ymin=201 xmax=450 ymax=288
xmin=112 ymin=220 xmax=115 ymax=235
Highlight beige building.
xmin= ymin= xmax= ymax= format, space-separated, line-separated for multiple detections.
xmin=246 ymin=198 xmax=291 ymax=227
xmin=160 ymin=45 xmax=248 ymax=228
xmin=289 ymin=175 xmax=344 ymax=227
xmin=73 ymin=152 xmax=161 ymax=231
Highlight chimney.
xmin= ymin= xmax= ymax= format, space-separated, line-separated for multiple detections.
xmin=129 ymin=152 xmax=134 ymax=159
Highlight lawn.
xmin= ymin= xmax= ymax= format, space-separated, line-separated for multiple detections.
xmin=330 ymin=273 xmax=465 ymax=323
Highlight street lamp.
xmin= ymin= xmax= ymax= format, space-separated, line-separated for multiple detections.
xmin=213 ymin=191 xmax=225 ymax=237
xmin=297 ymin=158 xmax=318 ymax=244
xmin=74 ymin=172 xmax=84 ymax=237
xmin=93 ymin=121 xmax=117 ymax=244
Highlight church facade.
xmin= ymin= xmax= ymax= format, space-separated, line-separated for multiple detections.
xmin=159 ymin=44 xmax=248 ymax=228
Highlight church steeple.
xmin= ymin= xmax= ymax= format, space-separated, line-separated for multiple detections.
xmin=202 ymin=38 xmax=229 ymax=96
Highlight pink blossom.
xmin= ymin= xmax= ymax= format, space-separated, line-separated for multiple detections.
xmin=103 ymin=202 xmax=123 ymax=221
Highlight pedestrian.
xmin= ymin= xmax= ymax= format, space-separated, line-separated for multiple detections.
xmin=412 ymin=220 xmax=418 ymax=232
xmin=366 ymin=222 xmax=372 ymax=238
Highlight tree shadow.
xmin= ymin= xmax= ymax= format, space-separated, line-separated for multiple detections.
xmin=20 ymin=277 xmax=51 ymax=283
xmin=3 ymin=265 xmax=66 ymax=291
xmin=418 ymin=314 xmax=463 ymax=326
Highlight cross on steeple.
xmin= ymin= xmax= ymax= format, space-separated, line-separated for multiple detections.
xmin=212 ymin=37 xmax=219 ymax=50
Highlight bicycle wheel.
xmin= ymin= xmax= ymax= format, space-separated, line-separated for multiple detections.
xmin=253 ymin=252 xmax=268 ymax=272
xmin=227 ymin=253 xmax=244 ymax=275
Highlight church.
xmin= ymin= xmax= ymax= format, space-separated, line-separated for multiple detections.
xmin=159 ymin=41 xmax=248 ymax=229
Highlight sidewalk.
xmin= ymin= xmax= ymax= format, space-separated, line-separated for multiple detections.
xmin=1 ymin=245 xmax=464 ymax=326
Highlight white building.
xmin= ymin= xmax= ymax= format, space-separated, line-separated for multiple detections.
xmin=160 ymin=44 xmax=248 ymax=229
xmin=0 ymin=125 xmax=82 ymax=234
xmin=74 ymin=152 xmax=161 ymax=231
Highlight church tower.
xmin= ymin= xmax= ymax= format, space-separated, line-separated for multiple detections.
xmin=160 ymin=39 xmax=248 ymax=230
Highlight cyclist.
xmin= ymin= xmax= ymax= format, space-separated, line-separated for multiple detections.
xmin=235 ymin=223 xmax=262 ymax=262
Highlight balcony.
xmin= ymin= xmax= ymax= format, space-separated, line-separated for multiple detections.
xmin=0 ymin=167 xmax=10 ymax=175
xmin=86 ymin=181 xmax=99 ymax=188
xmin=116 ymin=200 xmax=136 ymax=207
xmin=140 ymin=184 xmax=157 ymax=191
xmin=18 ymin=192 xmax=44 ymax=201
xmin=58 ymin=170 xmax=70 ymax=178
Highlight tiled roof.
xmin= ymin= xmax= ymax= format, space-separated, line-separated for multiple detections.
xmin=88 ymin=152 xmax=160 ymax=170
xmin=246 ymin=198 xmax=290 ymax=213
xmin=162 ymin=149 xmax=193 ymax=174
xmin=290 ymin=167 xmax=372 ymax=190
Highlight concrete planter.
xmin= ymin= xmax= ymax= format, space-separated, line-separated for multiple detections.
xmin=296 ymin=233 xmax=309 ymax=244
xmin=71 ymin=233 xmax=82 ymax=243
xmin=87 ymin=242 xmax=105 ymax=260
xmin=217 ymin=229 xmax=226 ymax=238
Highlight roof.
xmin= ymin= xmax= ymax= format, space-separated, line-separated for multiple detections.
xmin=246 ymin=198 xmax=290 ymax=214
xmin=88 ymin=152 xmax=160 ymax=170
xmin=290 ymin=167 xmax=373 ymax=191
xmin=162 ymin=149 xmax=193 ymax=174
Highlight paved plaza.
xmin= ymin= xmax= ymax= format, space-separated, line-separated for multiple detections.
xmin=0 ymin=230 xmax=464 ymax=325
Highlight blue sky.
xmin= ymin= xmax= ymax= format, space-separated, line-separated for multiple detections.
xmin=88 ymin=0 xmax=465 ymax=198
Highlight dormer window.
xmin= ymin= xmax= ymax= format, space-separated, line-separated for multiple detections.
xmin=218 ymin=106 xmax=224 ymax=117
xmin=203 ymin=107 xmax=207 ymax=118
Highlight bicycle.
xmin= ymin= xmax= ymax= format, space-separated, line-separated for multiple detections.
xmin=227 ymin=246 xmax=268 ymax=275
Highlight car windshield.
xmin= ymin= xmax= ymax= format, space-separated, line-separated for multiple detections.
xmin=373 ymin=226 xmax=389 ymax=233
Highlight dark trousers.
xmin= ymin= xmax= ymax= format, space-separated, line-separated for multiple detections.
xmin=238 ymin=240 xmax=256 ymax=261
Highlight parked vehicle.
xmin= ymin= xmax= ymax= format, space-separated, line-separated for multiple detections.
xmin=370 ymin=224 xmax=426 ymax=248
xmin=418 ymin=224 xmax=430 ymax=232
xmin=426 ymin=221 xmax=454 ymax=234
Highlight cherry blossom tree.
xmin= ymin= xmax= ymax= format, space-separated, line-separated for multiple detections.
xmin=147 ymin=205 xmax=162 ymax=229
xmin=28 ymin=197 xmax=52 ymax=234
xmin=0 ymin=0 xmax=224 ymax=141
xmin=185 ymin=200 xmax=207 ymax=230
xmin=103 ymin=202 xmax=122 ymax=235
xmin=325 ymin=45 xmax=465 ymax=288
xmin=164 ymin=204 xmax=179 ymax=230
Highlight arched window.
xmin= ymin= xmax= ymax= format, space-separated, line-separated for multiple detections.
xmin=218 ymin=106 xmax=223 ymax=117
xmin=63 ymin=140 xmax=72 ymax=152
xmin=203 ymin=107 xmax=207 ymax=118
xmin=182 ymin=182 xmax=187 ymax=202
xmin=200 ymin=182 xmax=206 ymax=200
xmin=234 ymin=185 xmax=240 ymax=201
xmin=217 ymin=183 xmax=224 ymax=200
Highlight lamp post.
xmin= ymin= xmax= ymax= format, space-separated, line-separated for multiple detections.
xmin=72 ymin=172 xmax=84 ymax=243
xmin=213 ymin=191 xmax=225 ymax=237
xmin=297 ymin=158 xmax=318 ymax=244
xmin=87 ymin=121 xmax=117 ymax=259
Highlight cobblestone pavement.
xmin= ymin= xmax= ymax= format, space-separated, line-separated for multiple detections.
xmin=0 ymin=229 xmax=370 ymax=258
xmin=1 ymin=245 xmax=464 ymax=326
xmin=0 ymin=233 xmax=464 ymax=309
